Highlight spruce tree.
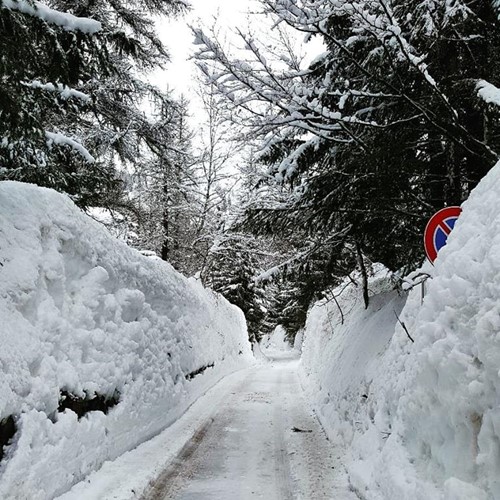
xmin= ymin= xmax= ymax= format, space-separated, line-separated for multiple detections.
xmin=202 ymin=233 xmax=266 ymax=342
xmin=0 ymin=0 xmax=119 ymax=206
xmin=0 ymin=0 xmax=187 ymax=208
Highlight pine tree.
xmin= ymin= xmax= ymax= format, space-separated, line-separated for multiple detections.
xmin=194 ymin=0 xmax=500 ymax=285
xmin=0 ymin=0 xmax=120 ymax=206
xmin=202 ymin=233 xmax=267 ymax=342
xmin=130 ymin=96 xmax=200 ymax=274
xmin=0 ymin=0 xmax=187 ymax=208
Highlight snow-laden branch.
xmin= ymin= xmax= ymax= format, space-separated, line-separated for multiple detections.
xmin=2 ymin=0 xmax=101 ymax=34
xmin=268 ymin=134 xmax=321 ymax=181
xmin=477 ymin=80 xmax=500 ymax=107
xmin=22 ymin=80 xmax=91 ymax=102
xmin=253 ymin=226 xmax=352 ymax=284
xmin=377 ymin=0 xmax=459 ymax=121
xmin=193 ymin=27 xmax=397 ymax=147
xmin=193 ymin=0 xmax=496 ymax=180
xmin=46 ymin=132 xmax=95 ymax=163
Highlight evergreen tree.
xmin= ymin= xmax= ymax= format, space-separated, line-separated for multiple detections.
xmin=193 ymin=0 xmax=500 ymax=303
xmin=0 ymin=0 xmax=186 ymax=208
xmin=0 ymin=0 xmax=119 ymax=207
xmin=131 ymin=96 xmax=200 ymax=274
xmin=133 ymin=77 xmax=242 ymax=278
xmin=49 ymin=0 xmax=187 ymax=185
xmin=202 ymin=233 xmax=267 ymax=342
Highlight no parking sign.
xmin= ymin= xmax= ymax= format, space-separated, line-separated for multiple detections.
xmin=424 ymin=206 xmax=462 ymax=264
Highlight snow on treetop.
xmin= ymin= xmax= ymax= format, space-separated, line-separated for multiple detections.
xmin=476 ymin=80 xmax=500 ymax=108
xmin=2 ymin=0 xmax=101 ymax=34
xmin=22 ymin=80 xmax=91 ymax=102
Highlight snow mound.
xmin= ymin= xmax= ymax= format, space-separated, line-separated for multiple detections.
xmin=301 ymin=161 xmax=500 ymax=499
xmin=0 ymin=181 xmax=253 ymax=500
xmin=300 ymin=267 xmax=406 ymax=452
xmin=261 ymin=325 xmax=292 ymax=352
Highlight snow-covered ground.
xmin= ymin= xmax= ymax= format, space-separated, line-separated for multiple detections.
xmin=0 ymin=182 xmax=253 ymax=500
xmin=58 ymin=351 xmax=356 ymax=500
xmin=260 ymin=325 xmax=293 ymax=353
xmin=3 ymin=160 xmax=500 ymax=500
xmin=300 ymin=161 xmax=500 ymax=499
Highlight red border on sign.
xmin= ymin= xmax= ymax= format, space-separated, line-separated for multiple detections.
xmin=424 ymin=206 xmax=462 ymax=263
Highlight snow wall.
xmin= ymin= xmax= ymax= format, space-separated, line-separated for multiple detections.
xmin=260 ymin=325 xmax=293 ymax=352
xmin=0 ymin=182 xmax=253 ymax=500
xmin=301 ymin=161 xmax=500 ymax=500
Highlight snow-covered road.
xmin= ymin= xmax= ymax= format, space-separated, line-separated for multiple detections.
xmin=140 ymin=351 xmax=355 ymax=500
xmin=60 ymin=351 xmax=356 ymax=500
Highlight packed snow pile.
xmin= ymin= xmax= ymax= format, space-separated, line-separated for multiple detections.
xmin=0 ymin=181 xmax=252 ymax=500
xmin=300 ymin=267 xmax=406 ymax=461
xmin=261 ymin=325 xmax=292 ymax=352
xmin=301 ymin=161 xmax=500 ymax=499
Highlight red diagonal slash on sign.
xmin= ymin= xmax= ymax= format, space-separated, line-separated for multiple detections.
xmin=438 ymin=220 xmax=453 ymax=236
xmin=424 ymin=206 xmax=462 ymax=263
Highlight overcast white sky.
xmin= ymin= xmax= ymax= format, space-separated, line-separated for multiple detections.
xmin=150 ymin=0 xmax=325 ymax=132
xmin=154 ymin=0 xmax=260 ymax=96
xmin=149 ymin=0 xmax=324 ymax=189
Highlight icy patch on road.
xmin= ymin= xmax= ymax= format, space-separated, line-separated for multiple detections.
xmin=0 ymin=181 xmax=252 ymax=499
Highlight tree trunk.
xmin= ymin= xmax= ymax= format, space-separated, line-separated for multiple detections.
xmin=355 ymin=240 xmax=369 ymax=309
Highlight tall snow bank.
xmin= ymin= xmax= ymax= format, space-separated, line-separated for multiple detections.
xmin=300 ymin=267 xmax=407 ymax=451
xmin=301 ymin=161 xmax=500 ymax=499
xmin=261 ymin=325 xmax=292 ymax=352
xmin=0 ymin=182 xmax=252 ymax=500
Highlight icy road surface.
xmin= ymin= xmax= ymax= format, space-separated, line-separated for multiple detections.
xmin=59 ymin=352 xmax=356 ymax=500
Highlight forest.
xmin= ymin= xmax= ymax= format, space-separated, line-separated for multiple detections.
xmin=2 ymin=0 xmax=500 ymax=342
